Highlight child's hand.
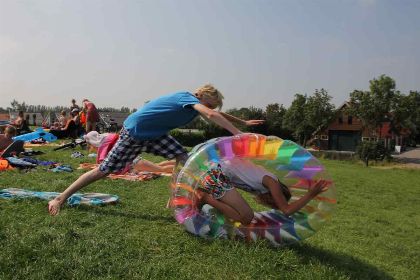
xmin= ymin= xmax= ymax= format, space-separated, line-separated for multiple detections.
xmin=308 ymin=179 xmax=329 ymax=197
xmin=194 ymin=189 xmax=211 ymax=204
xmin=244 ymin=120 xmax=265 ymax=126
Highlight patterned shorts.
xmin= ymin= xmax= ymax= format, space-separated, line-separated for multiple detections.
xmin=99 ymin=128 xmax=187 ymax=174
xmin=199 ymin=162 xmax=233 ymax=200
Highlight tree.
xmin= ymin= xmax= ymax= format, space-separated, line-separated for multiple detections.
xmin=265 ymin=103 xmax=288 ymax=137
xmin=283 ymin=94 xmax=308 ymax=144
xmin=404 ymin=91 xmax=420 ymax=143
xmin=389 ymin=92 xmax=415 ymax=138
xmin=304 ymin=88 xmax=335 ymax=138
xmin=283 ymin=90 xmax=335 ymax=146
xmin=347 ymin=75 xmax=397 ymax=138
xmin=356 ymin=141 xmax=390 ymax=167
xmin=10 ymin=99 xmax=28 ymax=112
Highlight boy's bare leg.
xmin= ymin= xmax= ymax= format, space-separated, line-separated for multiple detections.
xmin=48 ymin=167 xmax=108 ymax=216
xmin=157 ymin=160 xmax=176 ymax=167
xmin=132 ymin=160 xmax=174 ymax=174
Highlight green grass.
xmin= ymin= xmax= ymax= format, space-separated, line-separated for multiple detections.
xmin=1 ymin=145 xmax=419 ymax=280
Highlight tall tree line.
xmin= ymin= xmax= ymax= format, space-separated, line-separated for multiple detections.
xmin=2 ymin=75 xmax=419 ymax=143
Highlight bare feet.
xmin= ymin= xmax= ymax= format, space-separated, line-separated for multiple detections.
xmin=48 ymin=198 xmax=63 ymax=216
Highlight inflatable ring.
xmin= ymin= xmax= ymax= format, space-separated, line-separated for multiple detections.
xmin=170 ymin=134 xmax=337 ymax=246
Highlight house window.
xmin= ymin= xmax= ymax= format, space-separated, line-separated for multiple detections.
xmin=338 ymin=116 xmax=343 ymax=124
xmin=314 ymin=135 xmax=319 ymax=139
xmin=348 ymin=116 xmax=353 ymax=125
xmin=362 ymin=137 xmax=378 ymax=142
xmin=320 ymin=135 xmax=328 ymax=140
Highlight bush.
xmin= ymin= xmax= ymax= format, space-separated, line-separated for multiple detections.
xmin=311 ymin=150 xmax=356 ymax=161
xmin=356 ymin=141 xmax=391 ymax=166
xmin=169 ymin=129 xmax=207 ymax=147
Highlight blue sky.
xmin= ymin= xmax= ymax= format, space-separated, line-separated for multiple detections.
xmin=1 ymin=0 xmax=419 ymax=110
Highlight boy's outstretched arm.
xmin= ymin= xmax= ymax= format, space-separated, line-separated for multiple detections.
xmin=192 ymin=104 xmax=242 ymax=135
xmin=219 ymin=112 xmax=265 ymax=126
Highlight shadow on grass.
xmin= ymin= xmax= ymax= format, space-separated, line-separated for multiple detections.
xmin=290 ymin=243 xmax=393 ymax=280
xmin=74 ymin=206 xmax=174 ymax=224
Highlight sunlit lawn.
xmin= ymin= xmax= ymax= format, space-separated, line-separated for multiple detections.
xmin=0 ymin=144 xmax=419 ymax=279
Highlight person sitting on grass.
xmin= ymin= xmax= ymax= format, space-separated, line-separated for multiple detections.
xmin=195 ymin=157 xmax=329 ymax=225
xmin=48 ymin=84 xmax=264 ymax=215
xmin=49 ymin=117 xmax=78 ymax=139
xmin=12 ymin=111 xmax=31 ymax=135
xmin=0 ymin=125 xmax=17 ymax=152
xmin=84 ymin=130 xmax=176 ymax=174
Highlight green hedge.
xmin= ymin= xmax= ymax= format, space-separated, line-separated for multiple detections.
xmin=310 ymin=150 xmax=357 ymax=161
xmin=169 ymin=129 xmax=207 ymax=147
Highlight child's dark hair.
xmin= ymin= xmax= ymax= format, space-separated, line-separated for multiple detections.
xmin=278 ymin=180 xmax=291 ymax=201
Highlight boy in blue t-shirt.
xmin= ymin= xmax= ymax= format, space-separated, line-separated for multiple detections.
xmin=48 ymin=84 xmax=264 ymax=215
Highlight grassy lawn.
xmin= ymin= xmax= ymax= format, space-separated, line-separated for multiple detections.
xmin=1 ymin=145 xmax=419 ymax=280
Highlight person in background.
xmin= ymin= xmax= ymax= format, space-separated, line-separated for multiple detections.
xmin=58 ymin=110 xmax=69 ymax=129
xmin=0 ymin=125 xmax=17 ymax=151
xmin=70 ymin=99 xmax=80 ymax=111
xmin=12 ymin=111 xmax=31 ymax=135
xmin=82 ymin=99 xmax=100 ymax=133
xmin=71 ymin=108 xmax=83 ymax=137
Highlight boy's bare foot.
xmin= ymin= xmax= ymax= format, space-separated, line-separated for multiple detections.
xmin=48 ymin=198 xmax=63 ymax=216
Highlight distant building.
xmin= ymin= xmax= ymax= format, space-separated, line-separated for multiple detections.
xmin=310 ymin=102 xmax=410 ymax=151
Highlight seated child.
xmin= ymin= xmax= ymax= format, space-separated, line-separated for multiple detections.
xmin=196 ymin=157 xmax=328 ymax=225
xmin=84 ymin=131 xmax=175 ymax=174
xmin=0 ymin=125 xmax=17 ymax=152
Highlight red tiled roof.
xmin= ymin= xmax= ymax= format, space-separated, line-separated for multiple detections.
xmin=0 ymin=113 xmax=10 ymax=121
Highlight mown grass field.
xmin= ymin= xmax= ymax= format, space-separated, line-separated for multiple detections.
xmin=0 ymin=144 xmax=419 ymax=280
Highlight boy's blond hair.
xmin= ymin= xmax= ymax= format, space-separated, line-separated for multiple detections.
xmin=195 ymin=84 xmax=224 ymax=110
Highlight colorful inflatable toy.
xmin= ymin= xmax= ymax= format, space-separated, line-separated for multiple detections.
xmin=13 ymin=128 xmax=57 ymax=143
xmin=169 ymin=134 xmax=337 ymax=246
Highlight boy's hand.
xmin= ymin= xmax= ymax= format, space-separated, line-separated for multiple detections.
xmin=308 ymin=179 xmax=329 ymax=197
xmin=244 ymin=120 xmax=265 ymax=126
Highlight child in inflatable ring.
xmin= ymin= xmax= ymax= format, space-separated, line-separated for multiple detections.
xmin=195 ymin=158 xmax=329 ymax=225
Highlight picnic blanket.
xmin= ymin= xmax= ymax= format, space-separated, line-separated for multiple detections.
xmin=0 ymin=188 xmax=119 ymax=206
xmin=24 ymin=143 xmax=60 ymax=147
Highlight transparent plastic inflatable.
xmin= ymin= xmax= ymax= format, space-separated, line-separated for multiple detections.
xmin=169 ymin=134 xmax=337 ymax=246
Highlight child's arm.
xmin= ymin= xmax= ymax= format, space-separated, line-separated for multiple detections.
xmin=192 ymin=104 xmax=242 ymax=135
xmin=262 ymin=176 xmax=328 ymax=216
xmin=219 ymin=112 xmax=265 ymax=126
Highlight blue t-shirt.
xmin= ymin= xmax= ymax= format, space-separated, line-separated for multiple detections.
xmin=123 ymin=92 xmax=200 ymax=140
